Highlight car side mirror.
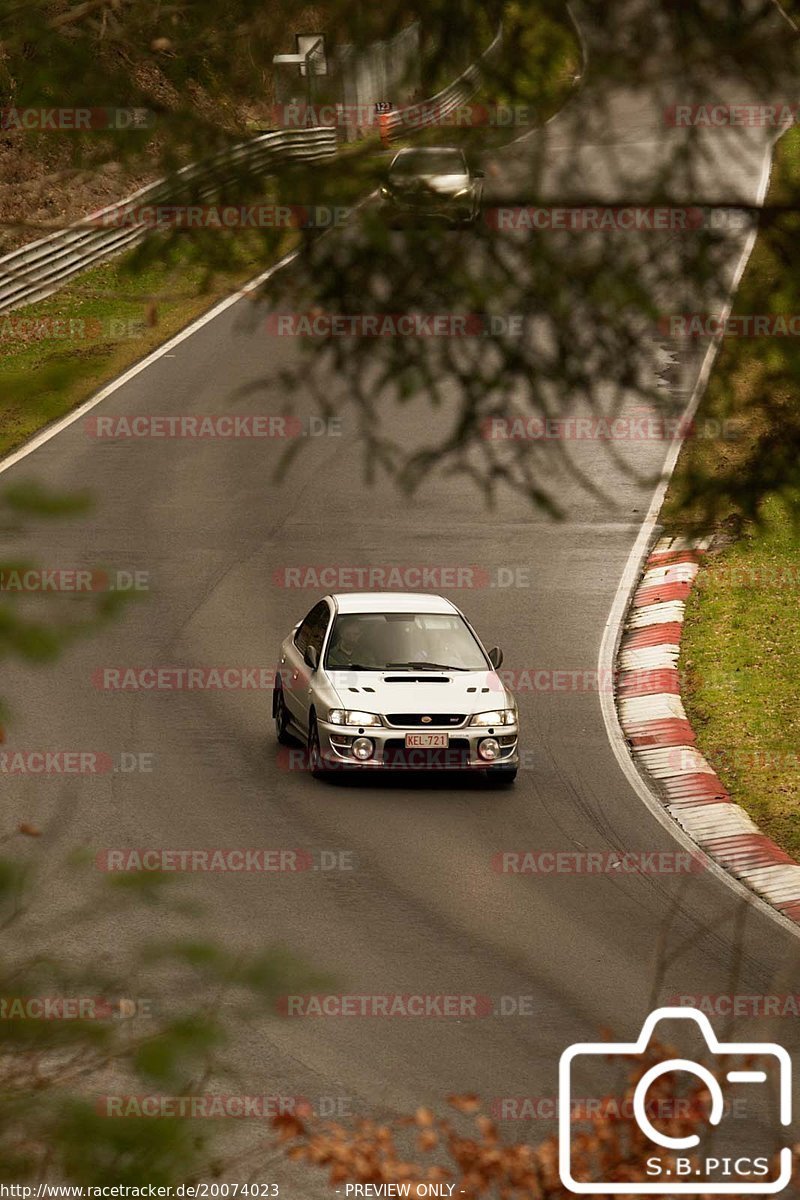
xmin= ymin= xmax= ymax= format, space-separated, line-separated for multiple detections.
xmin=488 ymin=646 xmax=503 ymax=669
xmin=473 ymin=169 xmax=485 ymax=179
xmin=304 ymin=645 xmax=319 ymax=671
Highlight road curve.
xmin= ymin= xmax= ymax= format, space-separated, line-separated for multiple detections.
xmin=3 ymin=0 xmax=799 ymax=1184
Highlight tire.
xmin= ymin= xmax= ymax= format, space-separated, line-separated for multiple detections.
xmin=308 ymin=714 xmax=328 ymax=780
xmin=273 ymin=682 xmax=293 ymax=746
xmin=486 ymin=765 xmax=517 ymax=786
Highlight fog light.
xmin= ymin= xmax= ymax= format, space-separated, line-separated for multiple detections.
xmin=352 ymin=737 xmax=375 ymax=761
xmin=478 ymin=737 xmax=500 ymax=762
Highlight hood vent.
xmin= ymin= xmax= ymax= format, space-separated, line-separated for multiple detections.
xmin=384 ymin=675 xmax=450 ymax=684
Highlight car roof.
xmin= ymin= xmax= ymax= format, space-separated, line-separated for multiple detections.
xmin=390 ymin=146 xmax=466 ymax=162
xmin=393 ymin=146 xmax=464 ymax=154
xmin=331 ymin=592 xmax=459 ymax=615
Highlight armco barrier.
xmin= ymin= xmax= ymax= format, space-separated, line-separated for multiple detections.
xmin=378 ymin=29 xmax=503 ymax=144
xmin=0 ymin=126 xmax=337 ymax=314
xmin=0 ymin=29 xmax=503 ymax=313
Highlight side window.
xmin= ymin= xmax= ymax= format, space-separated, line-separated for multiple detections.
xmin=294 ymin=605 xmax=319 ymax=655
xmin=306 ymin=602 xmax=331 ymax=657
xmin=294 ymin=601 xmax=329 ymax=656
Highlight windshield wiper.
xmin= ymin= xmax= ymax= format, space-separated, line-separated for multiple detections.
xmin=384 ymin=661 xmax=469 ymax=672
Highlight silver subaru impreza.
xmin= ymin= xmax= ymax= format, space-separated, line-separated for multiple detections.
xmin=273 ymin=593 xmax=518 ymax=783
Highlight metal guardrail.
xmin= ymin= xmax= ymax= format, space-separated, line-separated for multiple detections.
xmin=378 ymin=29 xmax=503 ymax=143
xmin=0 ymin=126 xmax=337 ymax=314
xmin=0 ymin=30 xmax=502 ymax=314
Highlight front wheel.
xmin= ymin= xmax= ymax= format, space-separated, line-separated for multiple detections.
xmin=273 ymin=683 xmax=292 ymax=745
xmin=308 ymin=714 xmax=328 ymax=780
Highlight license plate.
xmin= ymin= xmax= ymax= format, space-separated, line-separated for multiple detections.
xmin=405 ymin=733 xmax=448 ymax=749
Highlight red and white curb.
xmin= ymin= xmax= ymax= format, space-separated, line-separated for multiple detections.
xmin=616 ymin=535 xmax=800 ymax=926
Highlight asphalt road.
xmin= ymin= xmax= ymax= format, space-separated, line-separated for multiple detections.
xmin=3 ymin=0 xmax=800 ymax=1186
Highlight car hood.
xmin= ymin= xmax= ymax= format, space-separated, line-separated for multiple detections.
xmin=326 ymin=669 xmax=511 ymax=715
xmin=387 ymin=172 xmax=471 ymax=196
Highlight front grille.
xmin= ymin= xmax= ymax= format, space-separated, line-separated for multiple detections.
xmin=385 ymin=713 xmax=465 ymax=728
xmin=382 ymin=738 xmax=471 ymax=768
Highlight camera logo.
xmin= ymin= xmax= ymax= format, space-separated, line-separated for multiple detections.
xmin=559 ymin=1006 xmax=792 ymax=1194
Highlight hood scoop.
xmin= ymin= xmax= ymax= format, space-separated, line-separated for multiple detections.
xmin=384 ymin=675 xmax=450 ymax=683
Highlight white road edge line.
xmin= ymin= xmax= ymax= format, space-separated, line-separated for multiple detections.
xmin=0 ymin=7 xmax=587 ymax=483
xmin=0 ymin=247 xmax=301 ymax=479
xmin=1 ymin=13 xmax=789 ymax=935
xmin=597 ymin=134 xmax=800 ymax=941
xmin=0 ymin=177 xmax=389 ymax=480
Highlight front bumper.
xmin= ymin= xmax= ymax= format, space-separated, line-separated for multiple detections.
xmin=317 ymin=719 xmax=519 ymax=771
xmin=380 ymin=195 xmax=477 ymax=226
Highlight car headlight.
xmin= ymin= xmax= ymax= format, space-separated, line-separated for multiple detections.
xmin=380 ymin=185 xmax=391 ymax=198
xmin=328 ymin=709 xmax=382 ymax=727
xmin=470 ymin=709 xmax=516 ymax=726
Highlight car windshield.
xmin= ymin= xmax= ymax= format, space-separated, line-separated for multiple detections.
xmin=324 ymin=612 xmax=488 ymax=671
xmin=389 ymin=150 xmax=467 ymax=177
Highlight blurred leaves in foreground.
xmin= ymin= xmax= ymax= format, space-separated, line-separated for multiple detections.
xmin=0 ymin=837 xmax=323 ymax=1183
xmin=276 ymin=1046 xmax=799 ymax=1197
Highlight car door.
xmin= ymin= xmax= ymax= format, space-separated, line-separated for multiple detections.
xmin=282 ymin=599 xmax=331 ymax=732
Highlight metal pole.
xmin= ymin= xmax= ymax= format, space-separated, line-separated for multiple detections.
xmin=305 ymin=37 xmax=323 ymax=117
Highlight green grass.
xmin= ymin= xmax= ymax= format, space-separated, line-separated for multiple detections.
xmin=680 ymin=497 xmax=800 ymax=854
xmin=0 ymin=230 xmax=295 ymax=459
xmin=662 ymin=127 xmax=800 ymax=857
xmin=0 ymin=6 xmax=581 ymax=463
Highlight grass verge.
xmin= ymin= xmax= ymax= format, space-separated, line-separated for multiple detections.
xmin=661 ymin=126 xmax=800 ymax=857
xmin=0 ymin=2 xmax=581 ymax=464
xmin=0 ymin=230 xmax=299 ymax=459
